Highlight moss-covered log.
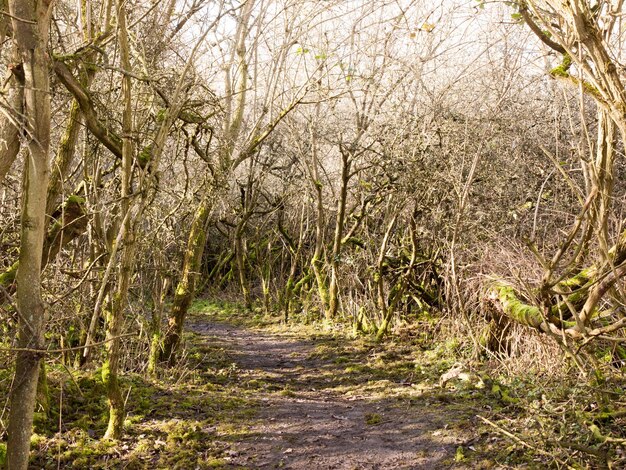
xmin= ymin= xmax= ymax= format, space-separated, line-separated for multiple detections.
xmin=486 ymin=275 xmax=600 ymax=337
xmin=487 ymin=283 xmax=546 ymax=330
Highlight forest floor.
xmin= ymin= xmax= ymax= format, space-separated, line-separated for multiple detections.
xmin=187 ymin=315 xmax=480 ymax=469
xmin=21 ymin=300 xmax=622 ymax=468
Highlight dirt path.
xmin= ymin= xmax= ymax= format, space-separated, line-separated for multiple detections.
xmin=189 ymin=319 xmax=481 ymax=469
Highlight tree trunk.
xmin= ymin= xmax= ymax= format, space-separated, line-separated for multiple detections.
xmin=6 ymin=0 xmax=52 ymax=468
xmin=589 ymin=109 xmax=615 ymax=261
xmin=234 ymin=218 xmax=252 ymax=310
xmin=0 ymin=0 xmax=9 ymax=49
xmin=46 ymin=100 xmax=84 ymax=215
xmin=487 ymin=107 xmax=624 ymax=341
xmin=307 ymin=114 xmax=330 ymax=319
xmin=148 ymin=275 xmax=169 ymax=376
xmin=43 ymin=195 xmax=88 ymax=267
xmin=375 ymin=213 xmax=398 ymax=342
xmin=161 ymin=195 xmax=211 ymax=364
xmin=103 ymin=233 xmax=135 ymax=439
xmin=328 ymin=149 xmax=351 ymax=318
xmin=102 ymin=0 xmax=133 ymax=439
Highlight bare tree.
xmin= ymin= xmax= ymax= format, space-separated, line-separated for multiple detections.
xmin=6 ymin=0 xmax=54 ymax=468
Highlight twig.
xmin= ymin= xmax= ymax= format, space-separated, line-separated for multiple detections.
xmin=0 ymin=284 xmax=35 ymax=335
xmin=548 ymin=440 xmax=608 ymax=460
xmin=0 ymin=10 xmax=37 ymax=25
xmin=49 ymin=252 xmax=107 ymax=306
xmin=478 ymin=415 xmax=576 ymax=469
xmin=59 ymin=362 xmax=83 ymax=398
xmin=123 ymin=385 xmax=132 ymax=409
xmin=0 ymin=332 xmax=137 ymax=354
xmin=57 ymin=381 xmax=63 ymax=470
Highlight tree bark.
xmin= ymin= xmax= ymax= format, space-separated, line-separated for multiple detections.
xmin=161 ymin=0 xmax=255 ymax=363
xmin=0 ymin=195 xmax=87 ymax=296
xmin=328 ymin=148 xmax=351 ymax=318
xmin=0 ymin=0 xmax=10 ymax=49
xmin=46 ymin=100 xmax=84 ymax=215
xmin=6 ymin=0 xmax=52 ymax=468
xmin=161 ymin=195 xmax=211 ymax=364
xmin=308 ymin=124 xmax=330 ymax=319
xmin=148 ymin=273 xmax=169 ymax=376
xmin=234 ymin=211 xmax=253 ymax=310
xmin=102 ymin=0 xmax=133 ymax=440
xmin=53 ymin=60 xmax=123 ymax=159
xmin=375 ymin=213 xmax=399 ymax=342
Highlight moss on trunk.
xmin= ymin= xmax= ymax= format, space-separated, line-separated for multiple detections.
xmin=492 ymin=284 xmax=545 ymax=329
xmin=161 ymin=196 xmax=211 ymax=365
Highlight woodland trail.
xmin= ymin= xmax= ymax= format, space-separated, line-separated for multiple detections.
xmin=188 ymin=317 xmax=484 ymax=469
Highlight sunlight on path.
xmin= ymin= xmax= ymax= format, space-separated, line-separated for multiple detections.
xmin=189 ymin=319 xmax=478 ymax=469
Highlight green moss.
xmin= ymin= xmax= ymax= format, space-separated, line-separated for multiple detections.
xmin=490 ymin=383 xmax=519 ymax=404
xmin=279 ymin=387 xmax=296 ymax=397
xmin=23 ymin=353 xmax=253 ymax=466
xmin=365 ymin=412 xmax=382 ymax=425
xmin=550 ymin=54 xmax=572 ymax=78
xmin=156 ymin=108 xmax=168 ymax=122
xmin=343 ymin=236 xmax=365 ymax=248
xmin=445 ymin=338 xmax=461 ymax=353
xmin=333 ymin=355 xmax=350 ymax=364
xmin=493 ymin=284 xmax=544 ymax=329
xmin=101 ymin=360 xmax=111 ymax=384
xmin=206 ymin=458 xmax=228 ymax=467
xmin=147 ymin=331 xmax=162 ymax=376
xmin=66 ymin=194 xmax=86 ymax=205
xmin=557 ymin=267 xmax=595 ymax=290
xmin=0 ymin=262 xmax=18 ymax=287
xmin=581 ymin=80 xmax=602 ymax=99
xmin=30 ymin=433 xmax=46 ymax=447
xmin=137 ymin=144 xmax=152 ymax=167
xmin=549 ymin=54 xmax=604 ymax=101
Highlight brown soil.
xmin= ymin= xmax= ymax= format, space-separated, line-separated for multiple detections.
xmin=189 ymin=319 xmax=488 ymax=469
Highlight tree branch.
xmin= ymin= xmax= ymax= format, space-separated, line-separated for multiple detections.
xmin=53 ymin=60 xmax=123 ymax=159
xmin=518 ymin=3 xmax=566 ymax=54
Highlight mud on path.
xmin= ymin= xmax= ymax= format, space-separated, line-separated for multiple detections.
xmin=188 ymin=318 xmax=487 ymax=469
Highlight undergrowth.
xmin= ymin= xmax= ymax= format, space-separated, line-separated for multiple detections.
xmin=192 ymin=298 xmax=626 ymax=468
xmin=1 ymin=299 xmax=625 ymax=468
xmin=0 ymin=317 xmax=259 ymax=469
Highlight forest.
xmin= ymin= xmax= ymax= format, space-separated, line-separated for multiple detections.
xmin=2 ymin=0 xmax=626 ymax=468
